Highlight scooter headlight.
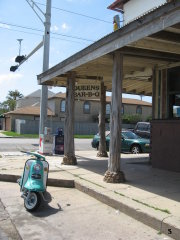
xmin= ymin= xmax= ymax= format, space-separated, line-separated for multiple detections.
xmin=33 ymin=164 xmax=41 ymax=171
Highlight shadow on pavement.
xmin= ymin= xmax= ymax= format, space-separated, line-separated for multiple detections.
xmin=76 ymin=154 xmax=180 ymax=203
xmin=31 ymin=191 xmax=62 ymax=218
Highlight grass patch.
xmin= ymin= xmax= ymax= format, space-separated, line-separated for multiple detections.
xmin=73 ymin=174 xmax=105 ymax=188
xmin=2 ymin=132 xmax=93 ymax=139
xmin=74 ymin=135 xmax=94 ymax=139
xmin=2 ymin=131 xmax=39 ymax=138
xmin=132 ymin=198 xmax=171 ymax=214
xmin=114 ymin=191 xmax=128 ymax=198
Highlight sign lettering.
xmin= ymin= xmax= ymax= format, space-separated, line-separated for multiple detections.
xmin=75 ymin=83 xmax=101 ymax=100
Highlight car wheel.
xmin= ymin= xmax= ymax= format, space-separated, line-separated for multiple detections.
xmin=131 ymin=145 xmax=141 ymax=154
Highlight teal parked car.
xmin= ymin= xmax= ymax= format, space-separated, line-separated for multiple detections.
xmin=91 ymin=130 xmax=150 ymax=154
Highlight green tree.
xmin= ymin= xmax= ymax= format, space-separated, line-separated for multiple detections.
xmin=1 ymin=90 xmax=24 ymax=112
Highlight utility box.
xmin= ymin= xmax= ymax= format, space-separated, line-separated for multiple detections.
xmin=39 ymin=127 xmax=53 ymax=155
xmin=53 ymin=128 xmax=64 ymax=155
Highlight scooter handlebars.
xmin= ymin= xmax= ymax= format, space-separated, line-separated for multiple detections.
xmin=21 ymin=151 xmax=46 ymax=161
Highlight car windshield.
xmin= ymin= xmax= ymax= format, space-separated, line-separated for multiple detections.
xmin=122 ymin=131 xmax=139 ymax=139
xmin=106 ymin=131 xmax=140 ymax=139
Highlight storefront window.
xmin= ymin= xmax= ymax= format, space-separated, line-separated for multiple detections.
xmin=168 ymin=67 xmax=180 ymax=119
xmin=172 ymin=95 xmax=180 ymax=118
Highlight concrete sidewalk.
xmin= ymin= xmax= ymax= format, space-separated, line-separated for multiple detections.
xmin=0 ymin=131 xmax=13 ymax=138
xmin=0 ymin=150 xmax=179 ymax=239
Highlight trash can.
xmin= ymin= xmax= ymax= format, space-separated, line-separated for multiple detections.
xmin=53 ymin=128 xmax=64 ymax=155
xmin=39 ymin=127 xmax=53 ymax=155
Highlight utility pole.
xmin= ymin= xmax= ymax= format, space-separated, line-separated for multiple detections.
xmin=10 ymin=0 xmax=51 ymax=135
xmin=39 ymin=0 xmax=51 ymax=134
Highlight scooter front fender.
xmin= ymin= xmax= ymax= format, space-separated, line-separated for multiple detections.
xmin=24 ymin=178 xmax=45 ymax=192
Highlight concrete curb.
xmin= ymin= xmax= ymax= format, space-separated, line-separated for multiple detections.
xmin=0 ymin=174 xmax=74 ymax=188
xmin=0 ymin=173 xmax=179 ymax=240
xmin=74 ymin=180 xmax=179 ymax=240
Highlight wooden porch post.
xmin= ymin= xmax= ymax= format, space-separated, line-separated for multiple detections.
xmin=62 ymin=72 xmax=77 ymax=165
xmin=104 ymin=52 xmax=125 ymax=183
xmin=97 ymin=81 xmax=108 ymax=157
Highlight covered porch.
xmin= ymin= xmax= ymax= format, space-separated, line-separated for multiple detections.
xmin=38 ymin=1 xmax=180 ymax=180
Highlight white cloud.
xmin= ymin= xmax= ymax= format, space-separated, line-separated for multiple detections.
xmin=61 ymin=23 xmax=70 ymax=31
xmin=0 ymin=73 xmax=23 ymax=84
xmin=0 ymin=23 xmax=11 ymax=29
xmin=51 ymin=25 xmax=59 ymax=32
xmin=10 ymin=57 xmax=16 ymax=63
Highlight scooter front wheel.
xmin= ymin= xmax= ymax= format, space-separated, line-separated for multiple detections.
xmin=24 ymin=192 xmax=41 ymax=212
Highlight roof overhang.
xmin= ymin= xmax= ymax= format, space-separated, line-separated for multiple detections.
xmin=37 ymin=1 xmax=180 ymax=96
xmin=107 ymin=0 xmax=129 ymax=12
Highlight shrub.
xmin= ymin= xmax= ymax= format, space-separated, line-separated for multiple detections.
xmin=122 ymin=114 xmax=142 ymax=124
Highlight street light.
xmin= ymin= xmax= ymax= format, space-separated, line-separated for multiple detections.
xmin=9 ymin=0 xmax=51 ymax=137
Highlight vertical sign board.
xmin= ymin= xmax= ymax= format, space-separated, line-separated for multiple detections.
xmin=75 ymin=83 xmax=101 ymax=100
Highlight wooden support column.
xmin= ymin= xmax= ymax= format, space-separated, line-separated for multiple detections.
xmin=62 ymin=72 xmax=77 ymax=165
xmin=104 ymin=52 xmax=125 ymax=183
xmin=97 ymin=81 xmax=108 ymax=157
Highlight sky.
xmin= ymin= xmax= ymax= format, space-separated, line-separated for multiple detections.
xmin=0 ymin=0 xmax=152 ymax=103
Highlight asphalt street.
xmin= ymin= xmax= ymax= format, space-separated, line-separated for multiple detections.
xmin=0 ymin=182 xmax=172 ymax=240
xmin=0 ymin=138 xmax=92 ymax=152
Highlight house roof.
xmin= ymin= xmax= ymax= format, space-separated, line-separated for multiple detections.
xmin=24 ymin=89 xmax=55 ymax=98
xmin=106 ymin=96 xmax=151 ymax=106
xmin=50 ymin=92 xmax=151 ymax=106
xmin=37 ymin=1 xmax=180 ymax=96
xmin=48 ymin=92 xmax=66 ymax=100
xmin=4 ymin=106 xmax=54 ymax=116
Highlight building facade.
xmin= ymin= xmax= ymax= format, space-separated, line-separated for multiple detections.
xmin=2 ymin=90 xmax=151 ymax=134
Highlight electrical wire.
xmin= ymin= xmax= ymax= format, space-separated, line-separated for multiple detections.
xmin=0 ymin=21 xmax=95 ymax=42
xmin=34 ymin=1 xmax=112 ymax=24
xmin=0 ymin=26 xmax=89 ymax=45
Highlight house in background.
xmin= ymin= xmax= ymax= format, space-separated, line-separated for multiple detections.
xmin=16 ymin=89 xmax=54 ymax=109
xmin=2 ymin=89 xmax=151 ymax=134
xmin=3 ymin=106 xmax=54 ymax=133
xmin=50 ymin=92 xmax=152 ymax=123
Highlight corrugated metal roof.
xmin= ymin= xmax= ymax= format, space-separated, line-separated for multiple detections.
xmin=123 ymin=1 xmax=169 ymax=26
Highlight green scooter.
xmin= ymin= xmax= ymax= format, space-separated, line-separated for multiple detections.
xmin=17 ymin=152 xmax=49 ymax=212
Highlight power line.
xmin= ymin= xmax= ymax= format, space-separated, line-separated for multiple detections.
xmin=0 ymin=26 xmax=89 ymax=45
xmin=0 ymin=21 xmax=95 ymax=42
xmin=35 ymin=1 xmax=112 ymax=24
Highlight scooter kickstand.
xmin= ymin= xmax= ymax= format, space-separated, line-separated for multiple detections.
xmin=40 ymin=192 xmax=48 ymax=202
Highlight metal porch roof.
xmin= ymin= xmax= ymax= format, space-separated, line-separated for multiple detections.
xmin=37 ymin=1 xmax=180 ymax=96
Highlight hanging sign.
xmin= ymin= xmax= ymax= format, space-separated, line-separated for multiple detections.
xmin=75 ymin=83 xmax=101 ymax=100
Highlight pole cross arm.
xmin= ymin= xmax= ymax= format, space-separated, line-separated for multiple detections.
xmin=25 ymin=0 xmax=45 ymax=24
xmin=10 ymin=40 xmax=44 ymax=71
xmin=19 ymin=40 xmax=44 ymax=67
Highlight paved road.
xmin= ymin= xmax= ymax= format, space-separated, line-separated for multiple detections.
xmin=0 ymin=182 xmax=172 ymax=240
xmin=0 ymin=138 xmax=93 ymax=152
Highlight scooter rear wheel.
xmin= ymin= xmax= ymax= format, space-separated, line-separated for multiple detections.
xmin=24 ymin=192 xmax=41 ymax=212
